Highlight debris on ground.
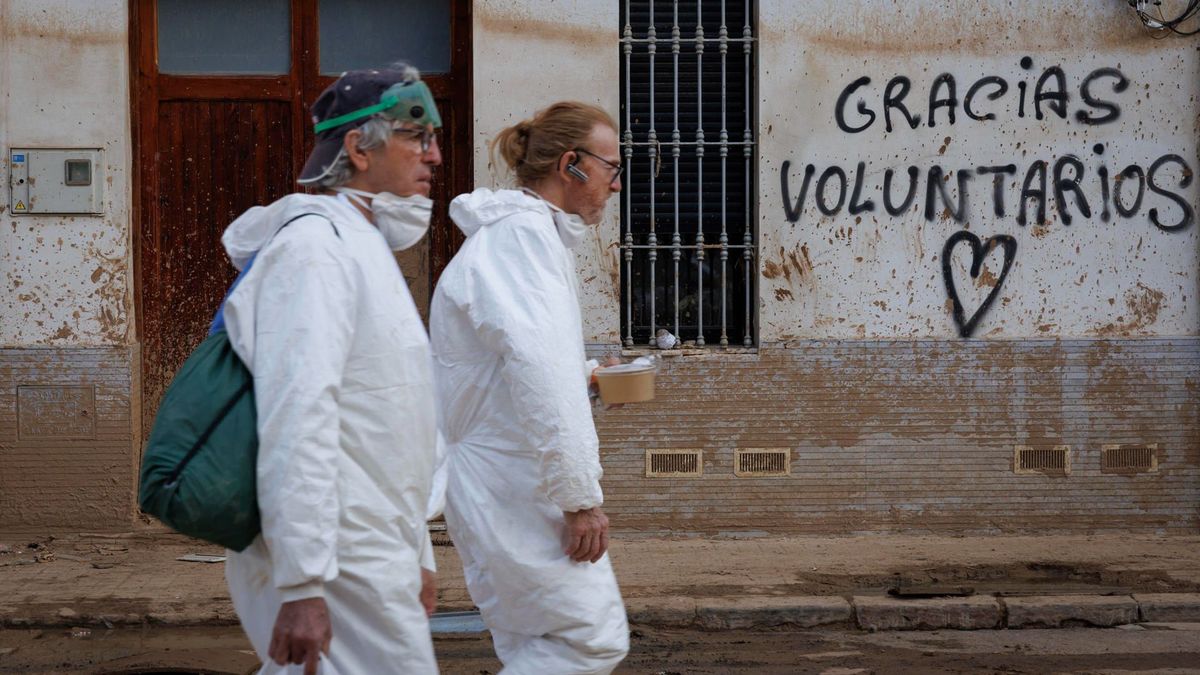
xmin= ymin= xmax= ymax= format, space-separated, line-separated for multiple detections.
xmin=176 ymin=553 xmax=227 ymax=563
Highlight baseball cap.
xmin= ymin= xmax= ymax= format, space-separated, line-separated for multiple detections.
xmin=298 ymin=67 xmax=442 ymax=184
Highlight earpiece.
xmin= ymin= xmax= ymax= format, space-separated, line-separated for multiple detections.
xmin=566 ymin=162 xmax=590 ymax=182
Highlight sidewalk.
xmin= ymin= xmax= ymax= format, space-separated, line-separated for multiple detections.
xmin=2 ymin=532 xmax=1199 ymax=631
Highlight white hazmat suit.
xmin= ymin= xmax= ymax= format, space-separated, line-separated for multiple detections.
xmin=430 ymin=188 xmax=629 ymax=674
xmin=221 ymin=193 xmax=439 ymax=674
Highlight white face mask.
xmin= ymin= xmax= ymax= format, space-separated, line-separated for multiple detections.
xmin=336 ymin=187 xmax=432 ymax=251
xmin=521 ymin=188 xmax=588 ymax=249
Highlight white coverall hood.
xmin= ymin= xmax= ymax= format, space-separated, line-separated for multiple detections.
xmin=448 ymin=187 xmax=584 ymax=248
xmin=431 ymin=187 xmax=629 ymax=674
xmin=220 ymin=192 xmax=440 ymax=674
xmin=221 ymin=194 xmax=341 ymax=271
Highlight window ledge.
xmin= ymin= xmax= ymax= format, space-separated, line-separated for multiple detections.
xmin=621 ymin=346 xmax=759 ymax=358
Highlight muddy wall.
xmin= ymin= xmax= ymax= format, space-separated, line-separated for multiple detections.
xmin=587 ymin=0 xmax=1200 ymax=532
xmin=0 ymin=0 xmax=133 ymax=346
xmin=0 ymin=0 xmax=137 ymax=531
xmin=2 ymin=0 xmax=1197 ymax=535
xmin=472 ymin=0 xmax=623 ymax=344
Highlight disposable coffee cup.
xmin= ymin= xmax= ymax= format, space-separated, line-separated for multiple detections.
xmin=594 ymin=363 xmax=656 ymax=404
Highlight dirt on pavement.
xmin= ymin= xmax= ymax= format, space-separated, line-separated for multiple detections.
xmin=4 ymin=624 xmax=1200 ymax=674
xmin=3 ymin=531 xmax=1200 ymax=628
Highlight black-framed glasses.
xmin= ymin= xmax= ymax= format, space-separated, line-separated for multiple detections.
xmin=574 ymin=147 xmax=623 ymax=185
xmin=391 ymin=124 xmax=437 ymax=154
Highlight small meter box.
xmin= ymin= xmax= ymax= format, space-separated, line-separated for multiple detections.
xmin=9 ymin=148 xmax=104 ymax=215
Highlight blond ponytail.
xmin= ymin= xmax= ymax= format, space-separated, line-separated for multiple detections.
xmin=489 ymin=102 xmax=617 ymax=186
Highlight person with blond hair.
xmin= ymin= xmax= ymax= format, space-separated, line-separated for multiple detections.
xmin=429 ymin=102 xmax=629 ymax=673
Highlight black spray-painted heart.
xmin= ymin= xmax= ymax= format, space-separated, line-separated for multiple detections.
xmin=941 ymin=230 xmax=1017 ymax=338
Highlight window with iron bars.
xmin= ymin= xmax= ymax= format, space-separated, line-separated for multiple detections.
xmin=619 ymin=0 xmax=757 ymax=348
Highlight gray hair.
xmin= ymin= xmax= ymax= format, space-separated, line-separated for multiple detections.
xmin=308 ymin=116 xmax=394 ymax=190
xmin=309 ymin=62 xmax=422 ymax=191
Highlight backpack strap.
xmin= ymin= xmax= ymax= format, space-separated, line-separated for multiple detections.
xmin=273 ymin=212 xmax=340 ymax=241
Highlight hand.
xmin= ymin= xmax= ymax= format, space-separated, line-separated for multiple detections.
xmin=420 ymin=567 xmax=437 ymax=618
xmin=563 ymin=507 xmax=610 ymax=563
xmin=269 ymin=597 xmax=332 ymax=675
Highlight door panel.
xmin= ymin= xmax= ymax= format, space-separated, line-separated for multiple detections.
xmin=141 ymin=100 xmax=296 ymax=412
xmin=157 ymin=0 xmax=292 ymax=75
xmin=317 ymin=0 xmax=451 ymax=74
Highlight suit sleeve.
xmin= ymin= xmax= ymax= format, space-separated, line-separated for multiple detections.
xmin=244 ymin=226 xmax=356 ymax=601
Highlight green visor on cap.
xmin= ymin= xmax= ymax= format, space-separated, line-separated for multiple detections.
xmin=314 ymin=80 xmax=442 ymax=134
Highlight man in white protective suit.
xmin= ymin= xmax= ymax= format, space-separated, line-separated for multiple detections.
xmin=219 ymin=64 xmax=444 ymax=674
xmin=429 ymin=101 xmax=630 ymax=674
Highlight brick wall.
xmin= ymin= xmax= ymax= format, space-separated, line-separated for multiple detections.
xmin=596 ymin=339 xmax=1200 ymax=534
xmin=2 ymin=339 xmax=1195 ymax=535
xmin=0 ymin=348 xmax=136 ymax=532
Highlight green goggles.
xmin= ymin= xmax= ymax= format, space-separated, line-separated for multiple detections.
xmin=314 ymin=80 xmax=443 ymax=134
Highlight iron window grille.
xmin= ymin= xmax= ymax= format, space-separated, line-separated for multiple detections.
xmin=620 ymin=0 xmax=757 ymax=348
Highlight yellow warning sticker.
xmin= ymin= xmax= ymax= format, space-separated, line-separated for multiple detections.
xmin=14 ymin=200 xmax=27 ymax=212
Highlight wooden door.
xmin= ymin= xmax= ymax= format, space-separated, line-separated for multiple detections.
xmin=133 ymin=0 xmax=472 ymax=431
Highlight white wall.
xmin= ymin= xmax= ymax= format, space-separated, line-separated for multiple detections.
xmin=6 ymin=1 xmax=1192 ymax=348
xmin=472 ymin=0 xmax=622 ymax=344
xmin=0 ymin=0 xmax=132 ymax=347
xmin=757 ymin=0 xmax=1199 ymax=340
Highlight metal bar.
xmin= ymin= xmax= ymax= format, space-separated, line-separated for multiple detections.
xmin=718 ymin=1 xmax=729 ymax=346
xmin=671 ymin=0 xmax=681 ymax=341
xmin=648 ymin=1 xmax=658 ymax=347
xmin=624 ymin=140 xmax=754 ymax=146
xmin=742 ymin=0 xmax=754 ymax=347
xmin=695 ymin=0 xmax=706 ymax=346
xmin=623 ymin=1 xmax=634 ymax=347
xmin=625 ymin=243 xmax=752 ymax=250
xmin=621 ymin=37 xmax=755 ymax=43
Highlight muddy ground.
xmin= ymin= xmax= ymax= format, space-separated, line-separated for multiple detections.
xmin=4 ymin=532 xmax=1200 ymax=673
xmin=3 ymin=532 xmax=1199 ymax=626
xmin=2 ymin=623 xmax=1200 ymax=674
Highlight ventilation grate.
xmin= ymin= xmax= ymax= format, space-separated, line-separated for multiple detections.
xmin=734 ymin=448 xmax=791 ymax=477
xmin=1101 ymin=444 xmax=1158 ymax=474
xmin=646 ymin=449 xmax=703 ymax=478
xmin=1014 ymin=445 xmax=1071 ymax=476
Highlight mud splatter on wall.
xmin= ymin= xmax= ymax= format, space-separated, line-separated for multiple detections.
xmin=0 ymin=0 xmax=132 ymax=348
xmin=472 ymin=0 xmax=621 ymax=344
xmin=0 ymin=0 xmax=135 ymax=532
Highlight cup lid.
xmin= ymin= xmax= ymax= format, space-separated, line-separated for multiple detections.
xmin=595 ymin=363 xmax=656 ymax=376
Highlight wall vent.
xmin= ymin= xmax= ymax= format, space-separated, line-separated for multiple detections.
xmin=1101 ymin=444 xmax=1158 ymax=474
xmin=734 ymin=448 xmax=791 ymax=477
xmin=1014 ymin=445 xmax=1071 ymax=476
xmin=645 ymin=449 xmax=703 ymax=478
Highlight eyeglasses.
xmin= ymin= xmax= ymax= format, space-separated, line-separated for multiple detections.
xmin=391 ymin=124 xmax=437 ymax=154
xmin=574 ymin=147 xmax=623 ymax=185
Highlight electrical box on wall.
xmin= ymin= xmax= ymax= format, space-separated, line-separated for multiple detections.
xmin=9 ymin=148 xmax=104 ymax=215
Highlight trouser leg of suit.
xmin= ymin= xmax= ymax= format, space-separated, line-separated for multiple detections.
xmin=491 ymin=624 xmax=628 ymax=675
xmin=446 ymin=446 xmax=630 ymax=675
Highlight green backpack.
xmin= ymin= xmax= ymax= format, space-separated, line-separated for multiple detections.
xmin=138 ymin=213 xmax=336 ymax=551
xmin=138 ymin=331 xmax=259 ymax=550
